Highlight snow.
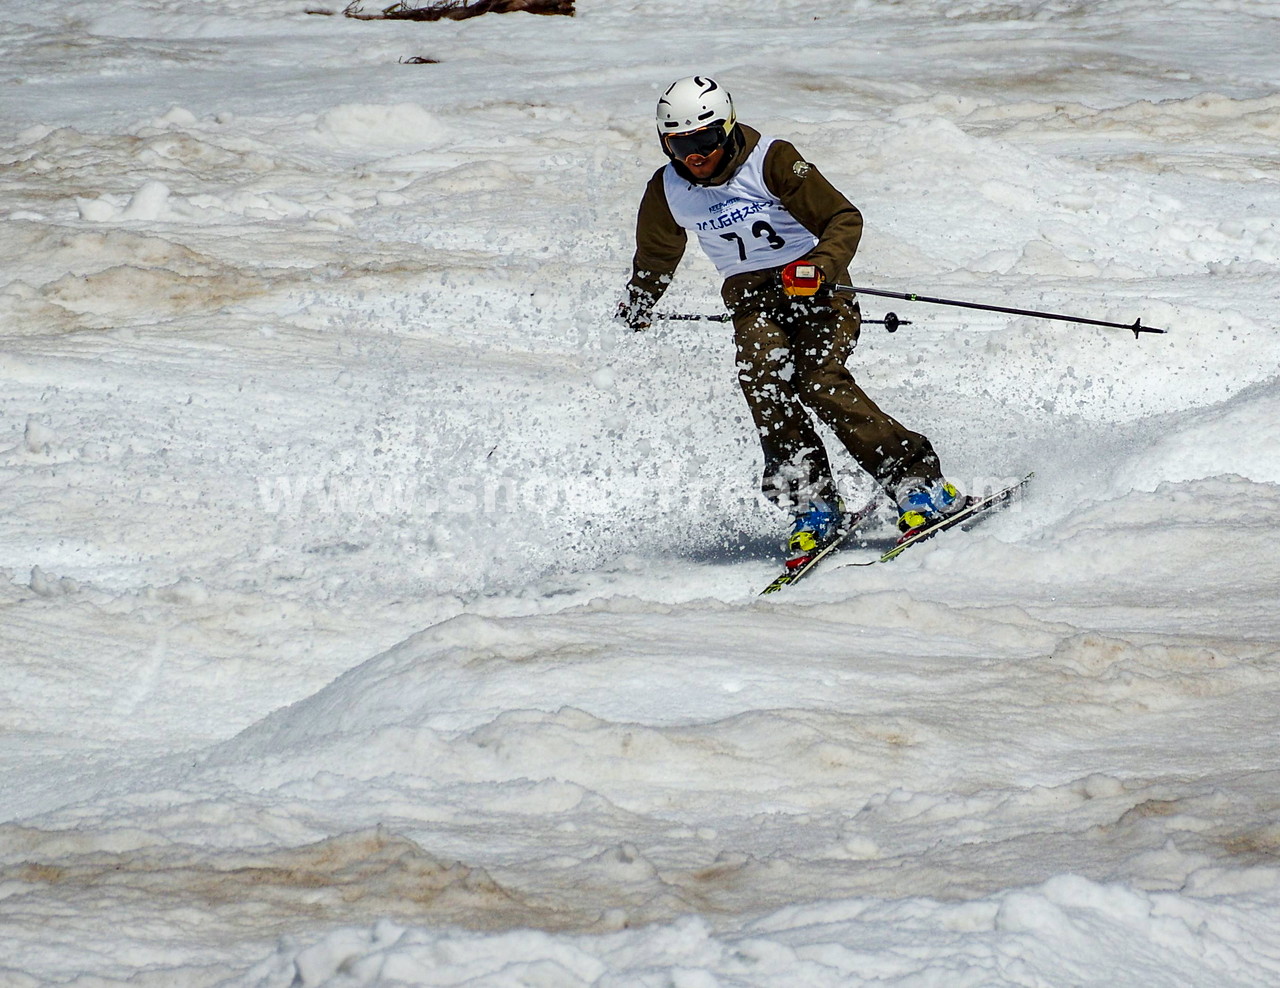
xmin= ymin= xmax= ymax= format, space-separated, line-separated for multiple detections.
xmin=2 ymin=0 xmax=1280 ymax=984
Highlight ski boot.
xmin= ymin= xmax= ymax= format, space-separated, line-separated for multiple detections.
xmin=786 ymin=497 xmax=845 ymax=569
xmin=896 ymin=480 xmax=965 ymax=541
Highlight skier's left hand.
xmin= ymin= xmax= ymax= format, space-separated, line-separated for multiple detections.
xmin=781 ymin=259 xmax=823 ymax=297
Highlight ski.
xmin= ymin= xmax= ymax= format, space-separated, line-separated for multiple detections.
xmin=758 ymin=473 xmax=1032 ymax=593
xmin=846 ymin=472 xmax=1034 ymax=568
xmin=759 ymin=499 xmax=882 ymax=595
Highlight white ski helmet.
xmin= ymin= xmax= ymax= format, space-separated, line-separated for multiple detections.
xmin=655 ymin=76 xmax=737 ymax=162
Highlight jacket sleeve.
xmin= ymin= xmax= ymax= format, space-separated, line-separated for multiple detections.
xmin=764 ymin=139 xmax=863 ymax=283
xmin=625 ymin=168 xmax=687 ymax=313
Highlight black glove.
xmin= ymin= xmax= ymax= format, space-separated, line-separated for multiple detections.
xmin=615 ymin=296 xmax=652 ymax=332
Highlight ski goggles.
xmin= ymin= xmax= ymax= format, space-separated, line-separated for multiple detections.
xmin=662 ymin=124 xmax=728 ymax=163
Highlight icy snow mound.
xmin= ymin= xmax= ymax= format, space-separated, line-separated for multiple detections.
xmin=314 ymin=103 xmax=448 ymax=151
xmin=15 ymin=554 xmax=1278 ymax=978
xmin=1113 ymin=376 xmax=1280 ymax=490
xmin=224 ymin=875 xmax=1280 ymax=988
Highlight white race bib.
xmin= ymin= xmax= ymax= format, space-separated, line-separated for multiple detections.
xmin=663 ymin=137 xmax=818 ymax=278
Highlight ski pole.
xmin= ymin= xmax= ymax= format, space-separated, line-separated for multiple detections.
xmin=832 ymin=284 xmax=1166 ymax=338
xmin=656 ymin=312 xmax=910 ymax=331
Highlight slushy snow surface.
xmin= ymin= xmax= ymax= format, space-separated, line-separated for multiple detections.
xmin=3 ymin=0 xmax=1280 ymax=984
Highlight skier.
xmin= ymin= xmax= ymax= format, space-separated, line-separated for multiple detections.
xmin=617 ymin=75 xmax=964 ymax=567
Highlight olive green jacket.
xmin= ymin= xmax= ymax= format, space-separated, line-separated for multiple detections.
xmin=625 ymin=124 xmax=863 ymax=317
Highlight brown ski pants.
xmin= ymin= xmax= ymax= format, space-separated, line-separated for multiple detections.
xmin=730 ymin=289 xmax=943 ymax=510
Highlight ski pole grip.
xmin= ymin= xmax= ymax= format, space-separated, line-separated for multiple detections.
xmin=781 ymin=261 xmax=823 ymax=297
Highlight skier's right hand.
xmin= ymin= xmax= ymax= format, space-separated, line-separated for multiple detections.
xmin=615 ymin=297 xmax=652 ymax=332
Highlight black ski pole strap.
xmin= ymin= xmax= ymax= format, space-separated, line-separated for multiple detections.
xmin=834 ymin=284 xmax=1167 ymax=338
